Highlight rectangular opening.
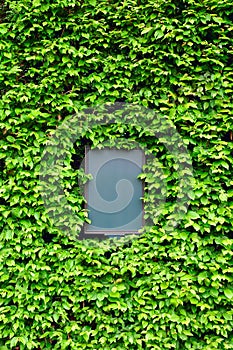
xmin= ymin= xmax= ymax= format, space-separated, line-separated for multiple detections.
xmin=82 ymin=146 xmax=145 ymax=238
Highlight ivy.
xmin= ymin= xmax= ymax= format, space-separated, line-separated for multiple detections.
xmin=0 ymin=0 xmax=233 ymax=349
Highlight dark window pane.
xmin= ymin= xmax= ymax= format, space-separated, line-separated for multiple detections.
xmin=84 ymin=148 xmax=144 ymax=235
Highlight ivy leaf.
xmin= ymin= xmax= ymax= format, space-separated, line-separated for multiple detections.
xmin=224 ymin=288 xmax=233 ymax=300
xmin=187 ymin=211 xmax=200 ymax=220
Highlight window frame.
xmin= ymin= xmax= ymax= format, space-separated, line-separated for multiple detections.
xmin=80 ymin=145 xmax=145 ymax=239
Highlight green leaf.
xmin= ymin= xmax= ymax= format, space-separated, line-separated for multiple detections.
xmin=33 ymin=0 xmax=41 ymax=6
xmin=187 ymin=211 xmax=200 ymax=220
xmin=224 ymin=288 xmax=233 ymax=300
xmin=141 ymin=27 xmax=153 ymax=35
xmin=154 ymin=30 xmax=164 ymax=39
xmin=6 ymin=135 xmax=15 ymax=142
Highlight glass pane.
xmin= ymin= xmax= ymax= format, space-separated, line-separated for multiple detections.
xmin=85 ymin=148 xmax=144 ymax=234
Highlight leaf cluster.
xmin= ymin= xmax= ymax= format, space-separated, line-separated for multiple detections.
xmin=0 ymin=0 xmax=233 ymax=348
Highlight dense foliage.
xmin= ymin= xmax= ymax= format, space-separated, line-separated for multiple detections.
xmin=0 ymin=0 xmax=233 ymax=348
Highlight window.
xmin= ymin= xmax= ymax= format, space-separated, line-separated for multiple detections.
xmin=82 ymin=147 xmax=145 ymax=239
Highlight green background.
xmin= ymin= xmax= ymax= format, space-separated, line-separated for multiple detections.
xmin=0 ymin=0 xmax=233 ymax=348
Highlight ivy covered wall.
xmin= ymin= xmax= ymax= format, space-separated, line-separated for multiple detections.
xmin=0 ymin=0 xmax=233 ymax=349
